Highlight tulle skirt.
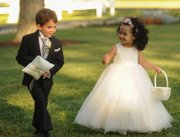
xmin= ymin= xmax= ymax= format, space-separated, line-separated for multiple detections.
xmin=74 ymin=63 xmax=173 ymax=134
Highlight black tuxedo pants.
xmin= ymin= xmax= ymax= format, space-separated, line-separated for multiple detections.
xmin=29 ymin=78 xmax=52 ymax=132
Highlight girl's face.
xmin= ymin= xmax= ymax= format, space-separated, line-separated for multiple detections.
xmin=118 ymin=24 xmax=135 ymax=47
xmin=37 ymin=19 xmax=57 ymax=38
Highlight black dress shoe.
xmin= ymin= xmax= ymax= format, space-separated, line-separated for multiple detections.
xmin=39 ymin=132 xmax=51 ymax=137
xmin=43 ymin=132 xmax=51 ymax=137
xmin=35 ymin=130 xmax=40 ymax=134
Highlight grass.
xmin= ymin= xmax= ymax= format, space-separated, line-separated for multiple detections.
xmin=0 ymin=8 xmax=143 ymax=25
xmin=0 ymin=24 xmax=180 ymax=137
xmin=61 ymin=9 xmax=142 ymax=21
xmin=1 ymin=0 xmax=180 ymax=24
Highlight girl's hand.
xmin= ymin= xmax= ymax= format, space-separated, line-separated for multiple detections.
xmin=102 ymin=55 xmax=109 ymax=65
xmin=155 ymin=67 xmax=162 ymax=74
xmin=102 ymin=46 xmax=116 ymax=65
xmin=102 ymin=59 xmax=108 ymax=65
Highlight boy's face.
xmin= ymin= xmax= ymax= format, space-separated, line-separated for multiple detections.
xmin=37 ymin=20 xmax=57 ymax=38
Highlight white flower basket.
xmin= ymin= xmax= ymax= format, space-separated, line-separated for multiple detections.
xmin=151 ymin=70 xmax=171 ymax=100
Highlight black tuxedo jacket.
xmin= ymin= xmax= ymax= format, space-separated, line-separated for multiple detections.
xmin=16 ymin=30 xmax=64 ymax=86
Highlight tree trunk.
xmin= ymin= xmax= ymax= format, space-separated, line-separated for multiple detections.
xmin=14 ymin=0 xmax=44 ymax=42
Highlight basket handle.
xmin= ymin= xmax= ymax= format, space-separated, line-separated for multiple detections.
xmin=154 ymin=70 xmax=169 ymax=87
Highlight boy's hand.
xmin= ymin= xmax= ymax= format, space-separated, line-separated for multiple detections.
xmin=41 ymin=71 xmax=50 ymax=79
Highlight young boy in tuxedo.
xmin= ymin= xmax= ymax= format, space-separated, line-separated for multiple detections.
xmin=16 ymin=8 xmax=64 ymax=137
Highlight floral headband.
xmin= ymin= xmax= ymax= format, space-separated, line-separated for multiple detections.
xmin=122 ymin=18 xmax=134 ymax=28
xmin=122 ymin=18 xmax=138 ymax=32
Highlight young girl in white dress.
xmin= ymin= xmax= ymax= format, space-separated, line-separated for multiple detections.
xmin=74 ymin=17 xmax=173 ymax=135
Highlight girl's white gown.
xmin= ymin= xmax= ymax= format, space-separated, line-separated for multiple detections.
xmin=74 ymin=43 xmax=172 ymax=134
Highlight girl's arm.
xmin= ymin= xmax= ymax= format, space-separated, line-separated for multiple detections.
xmin=102 ymin=46 xmax=117 ymax=65
xmin=138 ymin=51 xmax=161 ymax=73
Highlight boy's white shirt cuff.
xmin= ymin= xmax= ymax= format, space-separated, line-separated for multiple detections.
xmin=54 ymin=48 xmax=61 ymax=52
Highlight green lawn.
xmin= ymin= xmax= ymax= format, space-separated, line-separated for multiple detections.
xmin=1 ymin=0 xmax=180 ymax=24
xmin=115 ymin=0 xmax=180 ymax=8
xmin=0 ymin=24 xmax=180 ymax=137
xmin=0 ymin=8 xmax=143 ymax=25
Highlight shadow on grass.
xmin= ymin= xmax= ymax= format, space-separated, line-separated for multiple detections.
xmin=0 ymin=99 xmax=33 ymax=136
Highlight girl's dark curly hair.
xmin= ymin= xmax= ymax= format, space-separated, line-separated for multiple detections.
xmin=116 ymin=17 xmax=149 ymax=51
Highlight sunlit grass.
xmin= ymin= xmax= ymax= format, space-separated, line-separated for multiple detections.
xmin=0 ymin=8 xmax=142 ymax=25
xmin=0 ymin=24 xmax=180 ymax=137
xmin=61 ymin=9 xmax=142 ymax=21
xmin=0 ymin=14 xmax=8 ymax=25
xmin=116 ymin=0 xmax=180 ymax=9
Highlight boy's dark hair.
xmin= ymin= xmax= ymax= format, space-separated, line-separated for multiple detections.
xmin=116 ymin=17 xmax=149 ymax=51
xmin=35 ymin=8 xmax=58 ymax=26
